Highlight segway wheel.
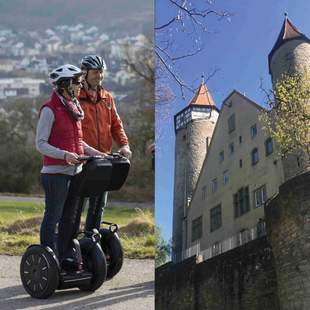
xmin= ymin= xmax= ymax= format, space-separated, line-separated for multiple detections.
xmin=99 ymin=228 xmax=123 ymax=279
xmin=20 ymin=245 xmax=59 ymax=299
xmin=79 ymin=242 xmax=107 ymax=292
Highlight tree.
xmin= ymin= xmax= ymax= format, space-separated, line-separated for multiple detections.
xmin=0 ymin=97 xmax=46 ymax=193
xmin=260 ymin=69 xmax=310 ymax=163
xmin=107 ymin=35 xmax=155 ymax=201
xmin=155 ymin=227 xmax=172 ymax=267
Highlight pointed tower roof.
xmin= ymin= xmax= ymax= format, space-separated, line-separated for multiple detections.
xmin=189 ymin=78 xmax=215 ymax=107
xmin=268 ymin=14 xmax=310 ymax=73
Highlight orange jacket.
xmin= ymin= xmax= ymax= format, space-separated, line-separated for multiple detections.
xmin=79 ymin=87 xmax=128 ymax=153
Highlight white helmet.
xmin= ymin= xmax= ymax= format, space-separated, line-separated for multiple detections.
xmin=49 ymin=64 xmax=83 ymax=85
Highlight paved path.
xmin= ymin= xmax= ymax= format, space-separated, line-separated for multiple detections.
xmin=0 ymin=255 xmax=154 ymax=310
xmin=0 ymin=195 xmax=154 ymax=209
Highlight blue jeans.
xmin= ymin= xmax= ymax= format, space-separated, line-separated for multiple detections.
xmin=40 ymin=174 xmax=72 ymax=252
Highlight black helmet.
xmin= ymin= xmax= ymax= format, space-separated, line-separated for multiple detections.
xmin=80 ymin=55 xmax=107 ymax=71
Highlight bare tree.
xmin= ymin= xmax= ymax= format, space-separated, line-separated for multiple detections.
xmin=155 ymin=0 xmax=231 ymax=98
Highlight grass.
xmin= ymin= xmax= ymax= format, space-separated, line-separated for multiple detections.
xmin=0 ymin=200 xmax=154 ymax=259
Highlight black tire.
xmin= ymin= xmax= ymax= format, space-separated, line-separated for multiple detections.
xmin=99 ymin=228 xmax=123 ymax=279
xmin=79 ymin=242 xmax=107 ymax=291
xmin=20 ymin=245 xmax=59 ymax=299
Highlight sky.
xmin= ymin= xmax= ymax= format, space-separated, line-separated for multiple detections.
xmin=155 ymin=0 xmax=310 ymax=242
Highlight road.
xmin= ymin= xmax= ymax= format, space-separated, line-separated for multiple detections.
xmin=0 ymin=255 xmax=154 ymax=310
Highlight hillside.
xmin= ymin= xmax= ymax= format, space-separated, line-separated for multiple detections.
xmin=0 ymin=0 xmax=153 ymax=36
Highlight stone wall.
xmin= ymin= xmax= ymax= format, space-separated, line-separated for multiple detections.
xmin=265 ymin=170 xmax=310 ymax=310
xmin=156 ymin=237 xmax=279 ymax=310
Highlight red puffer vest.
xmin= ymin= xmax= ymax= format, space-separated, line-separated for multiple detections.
xmin=41 ymin=91 xmax=84 ymax=166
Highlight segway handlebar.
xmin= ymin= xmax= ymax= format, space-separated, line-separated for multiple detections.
xmin=78 ymin=152 xmax=126 ymax=162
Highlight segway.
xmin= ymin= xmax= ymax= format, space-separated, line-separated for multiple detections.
xmin=20 ymin=154 xmax=130 ymax=298
xmin=85 ymin=153 xmax=130 ymax=280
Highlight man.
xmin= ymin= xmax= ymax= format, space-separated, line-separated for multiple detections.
xmin=79 ymin=54 xmax=132 ymax=231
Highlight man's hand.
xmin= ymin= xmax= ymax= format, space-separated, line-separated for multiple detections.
xmin=64 ymin=152 xmax=80 ymax=165
xmin=118 ymin=145 xmax=132 ymax=159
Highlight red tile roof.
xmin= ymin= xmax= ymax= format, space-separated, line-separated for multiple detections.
xmin=189 ymin=82 xmax=215 ymax=107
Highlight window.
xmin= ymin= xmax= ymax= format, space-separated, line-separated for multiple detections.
xmin=228 ymin=114 xmax=236 ymax=133
xmin=239 ymin=159 xmax=243 ymax=168
xmin=238 ymin=228 xmax=250 ymax=245
xmin=211 ymin=178 xmax=218 ymax=193
xmin=233 ymin=186 xmax=250 ymax=218
xmin=239 ymin=135 xmax=242 ymax=144
xmin=251 ymin=148 xmax=259 ymax=165
xmin=206 ymin=137 xmax=209 ymax=152
xmin=229 ymin=142 xmax=234 ymax=155
xmin=210 ymin=204 xmax=222 ymax=232
xmin=257 ymin=218 xmax=266 ymax=237
xmin=202 ymin=185 xmax=207 ymax=200
xmin=211 ymin=241 xmax=221 ymax=256
xmin=191 ymin=216 xmax=202 ymax=242
xmin=254 ymin=185 xmax=267 ymax=208
xmin=223 ymin=170 xmax=229 ymax=185
xmin=265 ymin=138 xmax=273 ymax=156
xmin=219 ymin=151 xmax=224 ymax=163
xmin=250 ymin=124 xmax=257 ymax=138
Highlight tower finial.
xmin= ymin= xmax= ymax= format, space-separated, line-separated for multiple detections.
xmin=201 ymin=74 xmax=205 ymax=84
xmin=284 ymin=12 xmax=288 ymax=18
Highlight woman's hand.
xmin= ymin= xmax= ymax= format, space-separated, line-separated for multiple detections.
xmin=96 ymin=151 xmax=107 ymax=157
xmin=64 ymin=152 xmax=80 ymax=165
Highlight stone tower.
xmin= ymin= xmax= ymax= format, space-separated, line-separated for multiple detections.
xmin=268 ymin=15 xmax=310 ymax=180
xmin=172 ymin=80 xmax=219 ymax=260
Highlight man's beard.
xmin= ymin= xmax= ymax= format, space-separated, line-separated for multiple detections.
xmin=89 ymin=80 xmax=101 ymax=91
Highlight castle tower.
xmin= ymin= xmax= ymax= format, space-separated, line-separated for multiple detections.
xmin=172 ymin=80 xmax=219 ymax=259
xmin=268 ymin=15 xmax=310 ymax=180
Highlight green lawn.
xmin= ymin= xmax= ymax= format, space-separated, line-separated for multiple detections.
xmin=0 ymin=200 xmax=154 ymax=258
xmin=0 ymin=201 xmax=44 ymax=225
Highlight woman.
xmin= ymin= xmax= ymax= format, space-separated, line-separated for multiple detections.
xmin=36 ymin=64 xmax=103 ymax=256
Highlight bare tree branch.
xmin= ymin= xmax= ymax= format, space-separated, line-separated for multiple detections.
xmin=155 ymin=0 xmax=231 ymax=98
xmin=155 ymin=17 xmax=178 ymax=30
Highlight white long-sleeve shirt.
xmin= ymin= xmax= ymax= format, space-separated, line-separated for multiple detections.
xmin=36 ymin=106 xmax=100 ymax=175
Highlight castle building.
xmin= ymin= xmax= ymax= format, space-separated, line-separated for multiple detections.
xmin=172 ymin=16 xmax=310 ymax=262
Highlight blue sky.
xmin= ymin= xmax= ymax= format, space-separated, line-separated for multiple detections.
xmin=155 ymin=0 xmax=310 ymax=242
